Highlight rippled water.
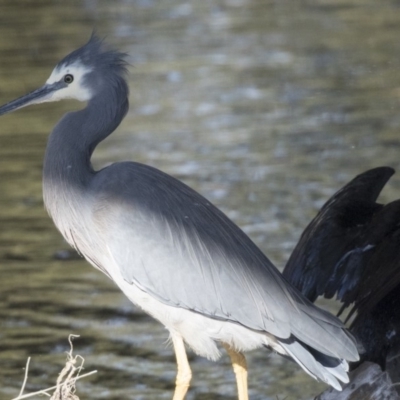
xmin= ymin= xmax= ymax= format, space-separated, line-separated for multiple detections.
xmin=1 ymin=1 xmax=400 ymax=399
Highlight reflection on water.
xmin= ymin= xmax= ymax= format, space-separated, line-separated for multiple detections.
xmin=0 ymin=0 xmax=400 ymax=399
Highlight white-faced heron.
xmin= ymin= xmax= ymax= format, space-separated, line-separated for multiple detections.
xmin=0 ymin=35 xmax=359 ymax=399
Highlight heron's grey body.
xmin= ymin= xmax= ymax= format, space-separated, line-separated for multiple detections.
xmin=0 ymin=36 xmax=358 ymax=396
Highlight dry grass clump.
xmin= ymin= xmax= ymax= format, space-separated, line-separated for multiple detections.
xmin=12 ymin=335 xmax=97 ymax=400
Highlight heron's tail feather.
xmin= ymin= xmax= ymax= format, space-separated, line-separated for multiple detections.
xmin=278 ymin=339 xmax=349 ymax=391
xmin=288 ymin=294 xmax=359 ymax=363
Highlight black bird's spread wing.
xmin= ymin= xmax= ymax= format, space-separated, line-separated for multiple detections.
xmin=283 ymin=166 xmax=400 ymax=367
xmin=283 ymin=166 xmax=397 ymax=308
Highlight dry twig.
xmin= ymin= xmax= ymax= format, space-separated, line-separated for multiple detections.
xmin=12 ymin=334 xmax=97 ymax=400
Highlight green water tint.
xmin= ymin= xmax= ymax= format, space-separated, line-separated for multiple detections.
xmin=0 ymin=0 xmax=399 ymax=398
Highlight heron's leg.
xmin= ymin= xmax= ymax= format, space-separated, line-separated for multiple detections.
xmin=223 ymin=343 xmax=249 ymax=400
xmin=171 ymin=335 xmax=192 ymax=400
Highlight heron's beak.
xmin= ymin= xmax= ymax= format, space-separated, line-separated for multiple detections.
xmin=0 ymin=81 xmax=65 ymax=116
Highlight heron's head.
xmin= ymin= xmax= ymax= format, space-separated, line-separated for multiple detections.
xmin=0 ymin=35 xmax=129 ymax=116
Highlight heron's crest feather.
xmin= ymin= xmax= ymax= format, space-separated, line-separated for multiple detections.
xmin=57 ymin=34 xmax=129 ymax=79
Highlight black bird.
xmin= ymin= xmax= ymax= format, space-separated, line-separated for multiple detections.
xmin=283 ymin=167 xmax=400 ymax=370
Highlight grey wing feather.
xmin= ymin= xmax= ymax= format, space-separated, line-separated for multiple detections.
xmin=279 ymin=339 xmax=349 ymax=390
xmin=90 ymin=162 xmax=358 ymax=361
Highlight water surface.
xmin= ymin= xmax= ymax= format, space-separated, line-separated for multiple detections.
xmin=1 ymin=1 xmax=400 ymax=399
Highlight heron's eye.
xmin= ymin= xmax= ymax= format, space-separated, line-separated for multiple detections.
xmin=64 ymin=74 xmax=74 ymax=84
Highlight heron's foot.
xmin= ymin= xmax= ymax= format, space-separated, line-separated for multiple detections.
xmin=172 ymin=369 xmax=192 ymax=400
xmin=172 ymin=335 xmax=192 ymax=400
xmin=223 ymin=343 xmax=249 ymax=400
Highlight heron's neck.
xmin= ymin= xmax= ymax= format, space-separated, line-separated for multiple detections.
xmin=43 ymin=85 xmax=128 ymax=212
xmin=43 ymin=88 xmax=129 ymax=191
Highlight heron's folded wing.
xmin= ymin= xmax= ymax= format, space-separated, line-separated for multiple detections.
xmin=90 ymin=162 xmax=347 ymax=343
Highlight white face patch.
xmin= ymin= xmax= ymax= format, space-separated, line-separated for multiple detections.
xmin=45 ymin=62 xmax=93 ymax=102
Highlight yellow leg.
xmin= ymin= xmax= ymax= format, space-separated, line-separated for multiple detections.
xmin=172 ymin=335 xmax=192 ymax=400
xmin=223 ymin=343 xmax=249 ymax=400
